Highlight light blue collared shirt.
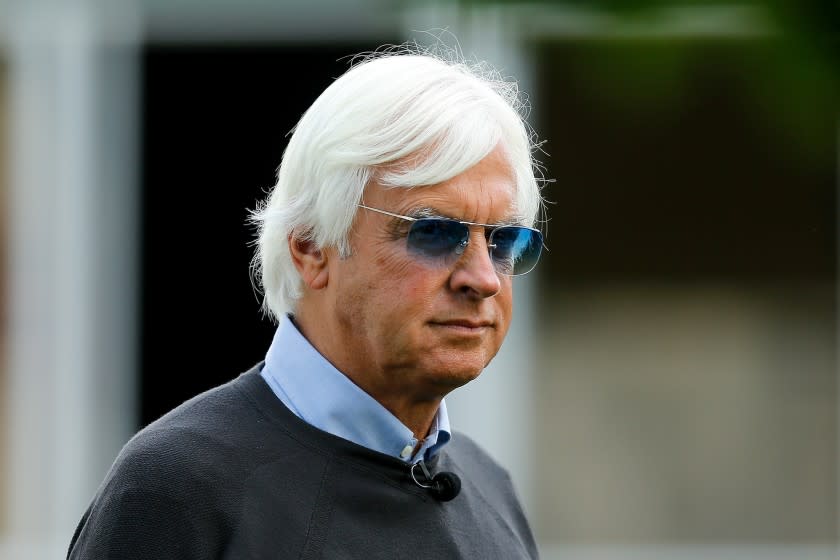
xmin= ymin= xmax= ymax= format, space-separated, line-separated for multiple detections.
xmin=260 ymin=315 xmax=451 ymax=463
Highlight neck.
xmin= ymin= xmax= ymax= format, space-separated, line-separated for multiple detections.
xmin=365 ymin=391 xmax=441 ymax=440
xmin=291 ymin=310 xmax=443 ymax=440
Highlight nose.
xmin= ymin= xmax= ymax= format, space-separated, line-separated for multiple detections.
xmin=448 ymin=230 xmax=501 ymax=298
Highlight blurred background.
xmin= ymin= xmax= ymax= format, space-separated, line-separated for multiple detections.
xmin=0 ymin=0 xmax=838 ymax=558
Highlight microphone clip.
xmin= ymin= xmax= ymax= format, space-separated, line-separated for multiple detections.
xmin=410 ymin=460 xmax=461 ymax=502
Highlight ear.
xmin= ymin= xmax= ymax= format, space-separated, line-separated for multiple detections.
xmin=288 ymin=234 xmax=329 ymax=290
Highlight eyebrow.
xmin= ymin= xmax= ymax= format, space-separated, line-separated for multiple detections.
xmin=404 ymin=205 xmax=524 ymax=227
xmin=405 ymin=206 xmax=448 ymax=219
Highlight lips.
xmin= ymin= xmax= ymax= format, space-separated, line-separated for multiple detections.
xmin=431 ymin=319 xmax=493 ymax=329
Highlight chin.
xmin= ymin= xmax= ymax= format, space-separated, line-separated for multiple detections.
xmin=424 ymin=358 xmax=486 ymax=391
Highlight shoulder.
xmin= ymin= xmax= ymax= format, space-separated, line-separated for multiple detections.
xmin=443 ymin=431 xmax=513 ymax=484
xmin=439 ymin=432 xmax=523 ymax=509
xmin=67 ymin=367 xmax=272 ymax=558
xmin=111 ymin=366 xmax=272 ymax=488
xmin=439 ymin=432 xmax=539 ymax=557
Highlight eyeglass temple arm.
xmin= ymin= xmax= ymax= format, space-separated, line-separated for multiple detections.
xmin=357 ymin=204 xmax=419 ymax=222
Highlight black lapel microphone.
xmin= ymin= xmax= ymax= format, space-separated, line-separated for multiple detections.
xmin=410 ymin=460 xmax=461 ymax=502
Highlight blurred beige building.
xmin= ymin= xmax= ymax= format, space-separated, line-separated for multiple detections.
xmin=0 ymin=1 xmax=837 ymax=559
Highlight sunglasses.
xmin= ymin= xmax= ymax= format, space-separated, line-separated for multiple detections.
xmin=358 ymin=204 xmax=543 ymax=276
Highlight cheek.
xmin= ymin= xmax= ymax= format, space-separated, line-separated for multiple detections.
xmin=371 ymin=244 xmax=414 ymax=278
xmin=378 ymin=268 xmax=449 ymax=349
xmin=500 ymin=280 xmax=513 ymax=314
xmin=372 ymin=247 xmax=436 ymax=299
xmin=351 ymin=251 xmax=424 ymax=332
xmin=495 ymin=282 xmax=514 ymax=330
xmin=386 ymin=275 xmax=439 ymax=327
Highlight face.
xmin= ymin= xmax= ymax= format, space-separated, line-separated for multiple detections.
xmin=300 ymin=145 xmax=517 ymax=405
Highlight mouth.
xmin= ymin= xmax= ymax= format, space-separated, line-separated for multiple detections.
xmin=429 ymin=319 xmax=494 ymax=334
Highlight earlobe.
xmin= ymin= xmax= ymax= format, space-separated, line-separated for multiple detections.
xmin=288 ymin=234 xmax=329 ymax=290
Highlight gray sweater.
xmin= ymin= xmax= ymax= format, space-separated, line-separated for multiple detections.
xmin=68 ymin=365 xmax=539 ymax=559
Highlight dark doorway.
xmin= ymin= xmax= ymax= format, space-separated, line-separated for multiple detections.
xmin=140 ymin=43 xmax=391 ymax=427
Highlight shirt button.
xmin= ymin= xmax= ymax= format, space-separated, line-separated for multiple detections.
xmin=399 ymin=444 xmax=414 ymax=459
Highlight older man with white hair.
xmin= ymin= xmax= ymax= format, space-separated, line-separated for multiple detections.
xmin=68 ymin=47 xmax=545 ymax=559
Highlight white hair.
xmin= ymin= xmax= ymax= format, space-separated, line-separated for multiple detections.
xmin=250 ymin=46 xmax=545 ymax=321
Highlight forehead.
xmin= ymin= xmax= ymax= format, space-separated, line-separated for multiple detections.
xmin=367 ymin=147 xmax=519 ymax=223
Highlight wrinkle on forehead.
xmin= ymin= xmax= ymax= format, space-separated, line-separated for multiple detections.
xmin=394 ymin=180 xmax=518 ymax=226
xmin=404 ymin=206 xmax=523 ymax=227
xmin=365 ymin=146 xmax=519 ymax=227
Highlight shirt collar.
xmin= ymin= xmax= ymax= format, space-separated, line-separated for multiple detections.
xmin=260 ymin=315 xmax=451 ymax=463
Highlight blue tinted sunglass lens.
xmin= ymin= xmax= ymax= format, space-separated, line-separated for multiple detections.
xmin=489 ymin=226 xmax=543 ymax=275
xmin=407 ymin=219 xmax=469 ymax=259
xmin=406 ymin=218 xmax=543 ymax=275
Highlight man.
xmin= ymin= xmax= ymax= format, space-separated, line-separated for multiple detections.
xmin=68 ymin=48 xmax=545 ymax=559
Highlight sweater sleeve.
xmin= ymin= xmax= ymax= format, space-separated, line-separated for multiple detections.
xmin=67 ymin=428 xmax=230 ymax=559
xmin=67 ymin=485 xmax=219 ymax=559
